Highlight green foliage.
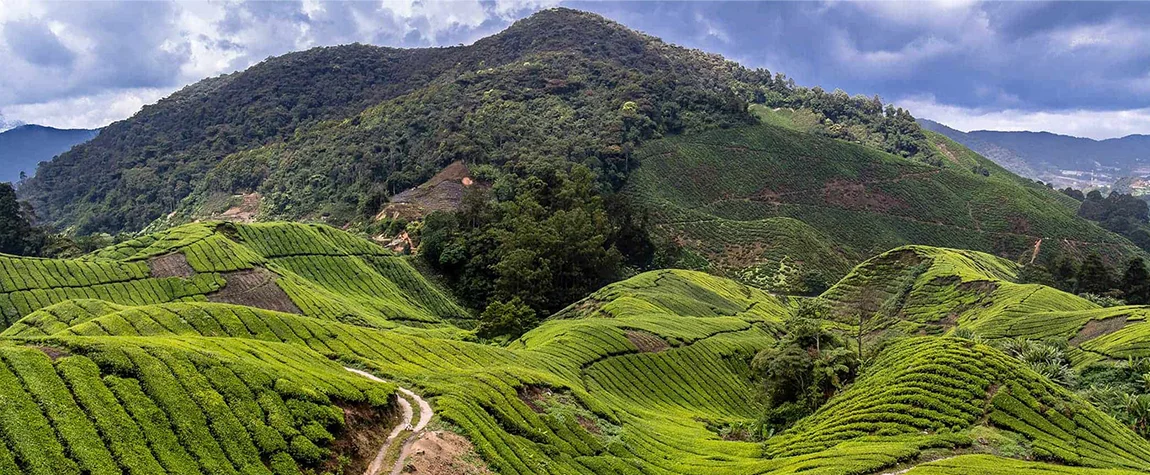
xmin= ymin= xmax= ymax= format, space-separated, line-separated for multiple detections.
xmin=751 ymin=298 xmax=859 ymax=433
xmin=1076 ymin=191 xmax=1150 ymax=252
xmin=0 ymin=228 xmax=1147 ymax=474
xmin=627 ymin=119 xmax=1144 ymax=291
xmin=477 ymin=297 xmax=538 ymax=339
xmin=423 ymin=164 xmax=623 ymax=318
xmin=0 ymin=182 xmax=53 ymax=256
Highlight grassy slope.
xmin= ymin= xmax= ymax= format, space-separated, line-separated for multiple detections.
xmin=0 ymin=223 xmax=1148 ymax=473
xmin=628 ymin=108 xmax=1142 ymax=288
xmin=822 ymin=244 xmax=1150 ymax=368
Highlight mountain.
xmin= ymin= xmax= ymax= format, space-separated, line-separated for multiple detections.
xmin=919 ymin=118 xmax=1150 ymax=187
xmin=629 ymin=106 xmax=1144 ymax=290
xmin=0 ymin=221 xmax=1149 ymax=474
xmin=19 ymin=8 xmax=763 ymax=233
xmin=0 ymin=125 xmax=98 ymax=184
xmin=21 ymin=8 xmax=932 ymax=235
xmin=918 ymin=119 xmax=1041 ymax=179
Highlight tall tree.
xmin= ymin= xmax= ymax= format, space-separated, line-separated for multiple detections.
xmin=0 ymin=183 xmax=36 ymax=255
xmin=1123 ymin=258 xmax=1150 ymax=305
xmin=1077 ymin=253 xmax=1114 ymax=295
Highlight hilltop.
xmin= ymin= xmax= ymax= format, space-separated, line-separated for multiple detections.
xmin=21 ymin=8 xmax=932 ymax=236
xmin=0 ymin=222 xmax=1148 ymax=473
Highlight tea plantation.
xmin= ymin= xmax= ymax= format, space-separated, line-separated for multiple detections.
xmin=0 ymin=222 xmax=1149 ymax=473
xmin=627 ymin=116 xmax=1144 ymax=289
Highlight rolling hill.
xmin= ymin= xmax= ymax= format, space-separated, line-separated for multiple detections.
xmin=627 ymin=106 xmax=1144 ymax=290
xmin=0 ymin=222 xmax=1149 ymax=473
xmin=0 ymin=125 xmax=98 ymax=184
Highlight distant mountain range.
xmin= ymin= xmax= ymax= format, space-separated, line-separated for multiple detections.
xmin=919 ymin=118 xmax=1150 ymax=188
xmin=0 ymin=125 xmax=99 ymax=184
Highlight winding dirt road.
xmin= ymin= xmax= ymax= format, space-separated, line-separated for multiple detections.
xmin=344 ymin=367 xmax=434 ymax=475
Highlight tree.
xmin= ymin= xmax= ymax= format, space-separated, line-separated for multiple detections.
xmin=1077 ymin=253 xmax=1114 ymax=295
xmin=751 ymin=298 xmax=858 ymax=432
xmin=0 ymin=183 xmax=38 ymax=255
xmin=1123 ymin=259 xmax=1150 ymax=305
xmin=476 ymin=297 xmax=538 ymax=339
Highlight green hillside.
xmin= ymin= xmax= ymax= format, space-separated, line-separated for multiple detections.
xmin=628 ymin=112 xmax=1143 ymax=289
xmin=822 ymin=244 xmax=1150 ymax=368
xmin=0 ymin=222 xmax=1148 ymax=473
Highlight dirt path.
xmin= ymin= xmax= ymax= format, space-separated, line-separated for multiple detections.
xmin=344 ymin=367 xmax=434 ymax=475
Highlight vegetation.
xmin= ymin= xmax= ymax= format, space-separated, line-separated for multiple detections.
xmin=10 ymin=7 xmax=1150 ymax=475
xmin=0 ymin=222 xmax=1146 ymax=473
xmin=1077 ymin=190 xmax=1150 ymax=252
xmin=751 ymin=298 xmax=859 ymax=434
xmin=626 ymin=116 xmax=1144 ymax=290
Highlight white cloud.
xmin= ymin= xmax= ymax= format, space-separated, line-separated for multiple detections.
xmin=694 ymin=12 xmax=729 ymax=44
xmin=1045 ymin=20 xmax=1150 ymax=54
xmin=900 ymin=94 xmax=1150 ymax=140
xmin=3 ymin=88 xmax=175 ymax=130
xmin=0 ymin=0 xmax=559 ymax=129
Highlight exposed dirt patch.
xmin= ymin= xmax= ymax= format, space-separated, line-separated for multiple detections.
xmin=220 ymin=193 xmax=261 ymax=223
xmin=321 ymin=400 xmax=398 ymax=475
xmin=149 ymin=253 xmax=196 ymax=278
xmin=396 ymin=431 xmax=493 ymax=475
xmin=750 ymin=187 xmax=782 ymax=204
xmin=31 ymin=345 xmax=71 ymax=361
xmin=822 ymin=180 xmax=906 ymax=212
xmin=1007 ymin=215 xmax=1032 ymax=234
xmin=375 ymin=231 xmax=413 ymax=254
xmin=206 ymin=267 xmax=302 ymax=314
xmin=516 ymin=385 xmax=602 ymax=436
xmin=377 ymin=161 xmax=478 ymax=221
xmin=1070 ymin=316 xmax=1129 ymax=346
xmin=625 ymin=330 xmax=670 ymax=353
xmin=518 ymin=385 xmax=551 ymax=413
xmin=936 ymin=142 xmax=960 ymax=165
xmin=957 ymin=280 xmax=998 ymax=296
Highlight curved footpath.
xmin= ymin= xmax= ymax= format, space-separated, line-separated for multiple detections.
xmin=344 ymin=367 xmax=434 ymax=475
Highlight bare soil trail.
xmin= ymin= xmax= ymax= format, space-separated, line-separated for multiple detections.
xmin=344 ymin=367 xmax=434 ymax=475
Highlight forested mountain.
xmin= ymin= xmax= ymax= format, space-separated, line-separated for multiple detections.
xmin=918 ymin=119 xmax=1042 ymax=179
xmin=0 ymin=125 xmax=98 ymax=184
xmin=20 ymin=8 xmax=928 ymax=235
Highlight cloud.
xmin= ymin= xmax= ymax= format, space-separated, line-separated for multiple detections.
xmin=0 ymin=0 xmax=557 ymax=129
xmin=2 ymin=18 xmax=75 ymax=67
xmin=899 ymin=95 xmax=1150 ymax=140
xmin=3 ymin=0 xmax=1150 ymax=137
xmin=2 ymin=88 xmax=172 ymax=130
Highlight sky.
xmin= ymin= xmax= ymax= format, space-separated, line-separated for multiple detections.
xmin=1 ymin=1 xmax=1149 ymax=139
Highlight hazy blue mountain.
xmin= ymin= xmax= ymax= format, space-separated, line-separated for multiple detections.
xmin=0 ymin=125 xmax=99 ymax=184
xmin=918 ymin=119 xmax=1041 ymax=179
xmin=920 ymin=119 xmax=1150 ymax=189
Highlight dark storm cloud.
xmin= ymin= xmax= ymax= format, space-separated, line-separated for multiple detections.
xmin=2 ymin=19 xmax=75 ymax=68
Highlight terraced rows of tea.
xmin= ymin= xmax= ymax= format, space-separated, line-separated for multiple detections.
xmin=626 ymin=119 xmax=1145 ymax=288
xmin=1 ymin=222 xmax=1150 ymax=473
